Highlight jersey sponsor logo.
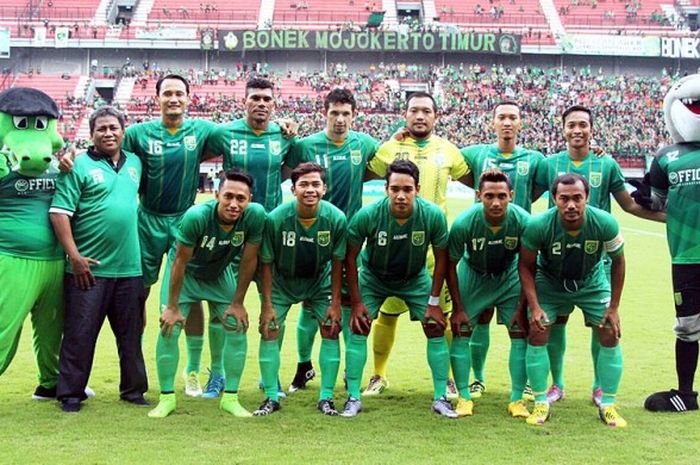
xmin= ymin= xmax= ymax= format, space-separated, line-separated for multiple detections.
xmin=488 ymin=239 xmax=503 ymax=245
xmin=584 ymin=240 xmax=599 ymax=254
xmin=412 ymin=231 xmax=425 ymax=246
xmin=499 ymin=162 xmax=514 ymax=169
xmin=89 ymin=169 xmax=105 ymax=184
xmin=299 ymin=235 xmax=315 ymax=244
xmin=127 ymin=167 xmax=139 ymax=184
xmin=433 ymin=152 xmax=445 ymax=167
xmin=269 ymin=140 xmax=281 ymax=156
xmin=668 ymin=168 xmax=700 ymax=185
xmin=166 ymin=142 xmax=181 ymax=148
xmin=317 ymin=230 xmax=331 ymax=247
xmin=517 ymin=161 xmax=529 ymax=176
xmin=350 ymin=150 xmax=362 ymax=165
xmin=231 ymin=231 xmax=244 ymax=247
xmin=184 ymin=135 xmax=197 ymax=151
xmin=566 ymin=242 xmax=581 ymax=249
xmin=332 ymin=155 xmax=347 ymax=161
xmin=589 ymin=172 xmax=602 ymax=188
xmin=504 ymin=236 xmax=518 ymax=250
xmin=667 ymin=151 xmax=679 ymax=162
xmin=393 ymin=233 xmax=408 ymax=240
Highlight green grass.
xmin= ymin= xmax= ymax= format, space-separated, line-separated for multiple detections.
xmin=2 ymin=194 xmax=699 ymax=465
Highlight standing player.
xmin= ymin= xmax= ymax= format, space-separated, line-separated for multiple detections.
xmin=459 ymin=101 xmax=544 ymax=399
xmin=255 ymin=162 xmax=347 ymax=416
xmin=149 ymin=170 xmax=265 ymax=418
xmin=533 ymin=105 xmax=664 ymax=406
xmin=364 ymin=91 xmax=471 ymax=396
xmin=447 ymin=169 xmax=530 ymax=418
xmin=520 ymin=174 xmax=626 ymax=427
xmin=285 ymin=88 xmax=379 ymax=393
xmin=342 ymin=160 xmax=455 ymax=418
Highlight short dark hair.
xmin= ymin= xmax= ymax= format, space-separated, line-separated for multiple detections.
xmin=324 ymin=88 xmax=356 ymax=112
xmin=155 ymin=74 xmax=190 ymax=96
xmin=406 ymin=91 xmax=437 ymax=113
xmin=562 ymin=105 xmax=593 ymax=128
xmin=245 ymin=77 xmax=275 ymax=97
xmin=493 ymin=101 xmax=520 ymax=115
xmin=551 ymin=173 xmax=590 ymax=197
xmin=386 ymin=159 xmax=420 ymax=187
xmin=478 ymin=168 xmax=512 ymax=190
xmin=89 ymin=106 xmax=125 ymax=135
xmin=291 ymin=161 xmax=325 ymax=185
xmin=222 ymin=168 xmax=254 ymax=191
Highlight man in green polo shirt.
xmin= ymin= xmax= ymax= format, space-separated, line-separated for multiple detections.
xmin=50 ymin=106 xmax=147 ymax=413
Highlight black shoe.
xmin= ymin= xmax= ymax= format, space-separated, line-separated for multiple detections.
xmin=288 ymin=361 xmax=316 ymax=393
xmin=121 ymin=396 xmax=151 ymax=407
xmin=32 ymin=385 xmax=57 ymax=401
xmin=253 ymin=398 xmax=281 ymax=416
xmin=61 ymin=400 xmax=81 ymax=413
xmin=317 ymin=399 xmax=339 ymax=416
xmin=644 ymin=389 xmax=699 ymax=412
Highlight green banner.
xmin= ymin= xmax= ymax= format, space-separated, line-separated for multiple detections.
xmin=219 ymin=30 xmax=520 ymax=54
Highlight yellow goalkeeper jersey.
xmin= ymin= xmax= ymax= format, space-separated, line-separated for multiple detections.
xmin=368 ymin=135 xmax=469 ymax=213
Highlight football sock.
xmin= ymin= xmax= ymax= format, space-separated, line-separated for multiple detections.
xmin=449 ymin=336 xmax=471 ymax=399
xmin=185 ymin=335 xmax=204 ymax=375
xmin=296 ymin=307 xmax=318 ymax=363
xmin=598 ymin=345 xmax=623 ymax=405
xmin=277 ymin=324 xmax=286 ymax=351
xmin=259 ymin=339 xmax=280 ymax=401
xmin=526 ymin=344 xmax=550 ymax=403
xmin=509 ymin=338 xmax=527 ymax=402
xmin=427 ymin=336 xmax=449 ymax=400
xmin=208 ymin=321 xmax=224 ymax=376
xmin=345 ymin=333 xmax=368 ymax=399
xmin=319 ymin=338 xmax=340 ymax=400
xmin=341 ymin=306 xmax=351 ymax=344
xmin=372 ymin=313 xmax=397 ymax=378
xmin=156 ymin=325 xmax=182 ymax=393
xmin=470 ymin=323 xmax=490 ymax=382
xmin=676 ymin=339 xmax=699 ymax=392
xmin=547 ymin=323 xmax=566 ymax=389
xmin=590 ymin=330 xmax=601 ymax=391
xmin=223 ymin=330 xmax=247 ymax=392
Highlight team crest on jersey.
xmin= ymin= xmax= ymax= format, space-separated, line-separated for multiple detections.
xmin=584 ymin=240 xmax=599 ymax=254
xmin=89 ymin=169 xmax=105 ymax=184
xmin=14 ymin=179 xmax=29 ymax=192
xmin=412 ymin=231 xmax=425 ymax=246
xmin=127 ymin=167 xmax=139 ymax=183
xmin=231 ymin=231 xmax=244 ymax=247
xmin=317 ymin=230 xmax=331 ymax=247
xmin=504 ymin=236 xmax=518 ymax=250
xmin=184 ymin=136 xmax=197 ymax=151
xmin=589 ymin=172 xmax=602 ymax=188
xmin=517 ymin=161 xmax=529 ymax=176
xmin=433 ymin=152 xmax=444 ymax=168
xmin=350 ymin=150 xmax=362 ymax=165
xmin=269 ymin=140 xmax=281 ymax=156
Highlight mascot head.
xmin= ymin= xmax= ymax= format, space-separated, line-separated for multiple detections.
xmin=664 ymin=74 xmax=700 ymax=144
xmin=0 ymin=87 xmax=64 ymax=177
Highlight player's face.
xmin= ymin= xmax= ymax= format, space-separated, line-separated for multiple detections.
xmin=216 ymin=179 xmax=251 ymax=224
xmin=245 ymin=87 xmax=275 ymax=125
xmin=493 ymin=105 xmax=521 ymax=141
xmin=386 ymin=172 xmax=418 ymax=218
xmin=158 ymin=79 xmax=189 ymax=118
xmin=91 ymin=115 xmax=124 ymax=157
xmin=405 ymin=97 xmax=436 ymax=139
xmin=326 ymin=102 xmax=354 ymax=138
xmin=477 ymin=181 xmax=512 ymax=221
xmin=563 ymin=111 xmax=592 ymax=150
xmin=291 ymin=171 xmax=326 ymax=208
xmin=554 ymin=180 xmax=588 ymax=226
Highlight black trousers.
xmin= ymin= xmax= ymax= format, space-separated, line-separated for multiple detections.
xmin=57 ymin=275 xmax=148 ymax=403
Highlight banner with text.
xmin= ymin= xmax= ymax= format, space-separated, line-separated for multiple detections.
xmin=561 ymin=34 xmax=660 ymax=57
xmin=661 ymin=37 xmax=700 ymax=59
xmin=219 ymin=30 xmax=520 ymax=54
xmin=0 ymin=27 xmax=9 ymax=58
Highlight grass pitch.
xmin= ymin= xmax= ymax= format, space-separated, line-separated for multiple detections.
xmin=1 ymin=195 xmax=698 ymax=465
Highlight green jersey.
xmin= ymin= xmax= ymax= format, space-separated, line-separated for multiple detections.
xmin=650 ymin=142 xmax=700 ymax=264
xmin=207 ymin=119 xmax=294 ymax=212
xmin=535 ymin=150 xmax=626 ymax=212
xmin=348 ymin=196 xmax=448 ymax=282
xmin=123 ymin=118 xmax=215 ymax=215
xmin=0 ymin=168 xmax=62 ymax=260
xmin=287 ymin=130 xmax=378 ymax=217
xmin=261 ymin=199 xmax=347 ymax=279
xmin=448 ymin=203 xmax=529 ymax=275
xmin=522 ymin=206 xmax=624 ymax=281
xmin=461 ymin=144 xmax=544 ymax=212
xmin=50 ymin=149 xmax=142 ymax=278
xmin=173 ymin=200 xmax=266 ymax=281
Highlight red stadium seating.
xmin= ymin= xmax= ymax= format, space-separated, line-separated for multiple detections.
xmin=273 ymin=0 xmax=379 ymax=28
xmin=146 ymin=0 xmax=260 ymax=29
xmin=553 ymin=0 xmax=677 ymax=32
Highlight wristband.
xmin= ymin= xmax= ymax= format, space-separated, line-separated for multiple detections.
xmin=428 ymin=295 xmax=440 ymax=306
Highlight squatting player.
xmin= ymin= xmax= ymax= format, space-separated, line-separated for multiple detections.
xmin=149 ymin=170 xmax=265 ymax=418
xmin=343 ymin=160 xmax=455 ymax=418
xmin=255 ymin=162 xmax=347 ymax=416
xmin=447 ymin=169 xmax=530 ymax=418
xmin=519 ymin=173 xmax=626 ymax=427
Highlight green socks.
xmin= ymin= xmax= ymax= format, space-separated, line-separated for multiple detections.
xmin=341 ymin=306 xmax=351 ymax=345
xmin=509 ymin=338 xmax=527 ymax=402
xmin=427 ymin=337 xmax=449 ymax=400
xmin=296 ymin=307 xmax=318 ymax=363
xmin=470 ymin=323 xmax=490 ymax=382
xmin=598 ymin=345 xmax=623 ymax=405
xmin=259 ymin=339 xmax=281 ymax=401
xmin=208 ymin=321 xmax=224 ymax=376
xmin=526 ymin=344 xmax=550 ymax=403
xmin=547 ymin=324 xmax=566 ymax=389
xmin=185 ymin=335 xmax=204 ymax=375
xmin=590 ymin=331 xmax=601 ymax=391
xmin=319 ymin=338 xmax=340 ymax=400
xmin=223 ymin=330 xmax=247 ymax=392
xmin=345 ymin=332 xmax=368 ymax=399
xmin=449 ymin=336 xmax=471 ymax=399
xmin=156 ymin=326 xmax=182 ymax=393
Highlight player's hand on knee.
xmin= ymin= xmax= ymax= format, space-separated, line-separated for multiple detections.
xmin=450 ymin=309 xmax=472 ymax=337
xmin=512 ymin=302 xmax=529 ymax=335
xmin=599 ymin=306 xmax=621 ymax=339
xmin=259 ymin=307 xmax=279 ymax=340
xmin=423 ymin=305 xmax=446 ymax=338
xmin=321 ymin=303 xmax=342 ymax=339
xmin=160 ymin=304 xmax=186 ymax=338
xmin=223 ymin=303 xmax=249 ymax=333
xmin=529 ymin=306 xmax=549 ymax=332
xmin=349 ymin=302 xmax=371 ymax=336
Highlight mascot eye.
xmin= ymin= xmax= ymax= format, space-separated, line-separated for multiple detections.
xmin=34 ymin=116 xmax=48 ymax=131
xmin=12 ymin=116 xmax=28 ymax=129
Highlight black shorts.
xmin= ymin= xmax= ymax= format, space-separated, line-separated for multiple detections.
xmin=672 ymin=264 xmax=700 ymax=318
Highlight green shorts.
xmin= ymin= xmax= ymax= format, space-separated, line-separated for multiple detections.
xmin=138 ymin=208 xmax=184 ymax=287
xmin=457 ymin=260 xmax=522 ymax=331
xmin=360 ymin=268 xmax=431 ymax=321
xmin=534 ymin=267 xmax=611 ymax=326
xmin=271 ymin=265 xmax=332 ymax=325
